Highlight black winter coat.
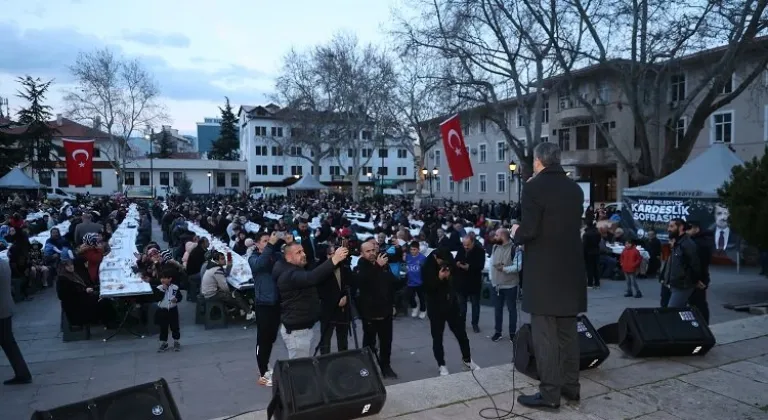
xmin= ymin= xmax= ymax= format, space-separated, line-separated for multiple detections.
xmin=274 ymin=258 xmax=336 ymax=331
xmin=352 ymin=259 xmax=395 ymax=320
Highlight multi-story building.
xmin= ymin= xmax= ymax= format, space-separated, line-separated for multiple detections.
xmin=425 ymin=42 xmax=768 ymax=203
xmin=196 ymin=117 xmax=240 ymax=157
xmin=238 ymin=104 xmax=415 ymax=188
xmin=150 ymin=125 xmax=195 ymax=153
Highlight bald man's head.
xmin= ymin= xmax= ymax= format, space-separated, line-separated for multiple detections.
xmin=360 ymin=240 xmax=379 ymax=263
xmin=284 ymin=243 xmax=307 ymax=267
xmin=495 ymin=228 xmax=510 ymax=243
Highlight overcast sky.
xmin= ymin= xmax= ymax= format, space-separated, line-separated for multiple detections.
xmin=0 ymin=0 xmax=400 ymax=135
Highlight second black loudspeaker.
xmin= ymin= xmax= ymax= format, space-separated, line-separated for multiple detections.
xmin=514 ymin=315 xmax=610 ymax=380
xmin=618 ymin=307 xmax=715 ymax=358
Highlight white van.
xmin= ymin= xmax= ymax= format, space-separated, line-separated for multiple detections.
xmin=44 ymin=187 xmax=76 ymax=201
xmin=250 ymin=186 xmax=288 ymax=200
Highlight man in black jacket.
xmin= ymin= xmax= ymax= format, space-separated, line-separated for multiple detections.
xmin=582 ymin=224 xmax=601 ymax=288
xmin=355 ymin=240 xmax=398 ymax=378
xmin=423 ymin=247 xmax=479 ymax=377
xmin=660 ymin=218 xmax=702 ymax=308
xmin=317 ymin=244 xmax=353 ymax=356
xmin=686 ymin=221 xmax=712 ymax=324
xmin=273 ymin=243 xmax=348 ymax=359
xmin=455 ymin=236 xmax=486 ymax=333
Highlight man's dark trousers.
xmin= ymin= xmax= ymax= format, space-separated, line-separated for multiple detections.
xmin=530 ymin=314 xmax=579 ymax=404
xmin=362 ymin=317 xmax=393 ymax=368
xmin=0 ymin=316 xmax=31 ymax=381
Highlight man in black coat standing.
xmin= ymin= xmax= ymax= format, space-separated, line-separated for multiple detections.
xmin=317 ymin=244 xmax=354 ymax=355
xmin=511 ymin=142 xmax=587 ymax=410
xmin=354 ymin=241 xmax=398 ymax=378
xmin=686 ymin=221 xmax=712 ymax=324
xmin=455 ymin=236 xmax=486 ymax=333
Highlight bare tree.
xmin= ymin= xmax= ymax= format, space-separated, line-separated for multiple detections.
xmin=273 ymin=34 xmax=397 ymax=200
xmin=523 ymin=0 xmax=768 ymax=181
xmin=394 ymin=0 xmax=583 ymax=176
xmin=64 ymin=48 xmax=167 ymax=190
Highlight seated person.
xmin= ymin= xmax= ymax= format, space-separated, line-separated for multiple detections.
xmin=77 ymin=233 xmax=105 ymax=284
xmin=200 ymin=250 xmax=255 ymax=320
xmin=56 ymin=249 xmax=115 ymax=327
xmin=28 ymin=240 xmax=51 ymax=288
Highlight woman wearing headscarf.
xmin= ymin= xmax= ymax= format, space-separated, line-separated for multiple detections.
xmin=7 ymin=228 xmax=32 ymax=299
xmin=77 ymin=233 xmax=104 ymax=285
xmin=56 ymin=249 xmax=115 ymax=327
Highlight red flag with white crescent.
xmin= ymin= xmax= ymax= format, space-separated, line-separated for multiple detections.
xmin=439 ymin=114 xmax=474 ymax=182
xmin=62 ymin=138 xmax=94 ymax=186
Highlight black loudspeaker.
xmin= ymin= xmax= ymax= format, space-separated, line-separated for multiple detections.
xmin=618 ymin=307 xmax=716 ymax=358
xmin=31 ymin=379 xmax=181 ymax=420
xmin=267 ymin=348 xmax=387 ymax=420
xmin=514 ymin=315 xmax=610 ymax=380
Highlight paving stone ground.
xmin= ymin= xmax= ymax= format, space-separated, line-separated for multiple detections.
xmin=1 ymin=220 xmax=767 ymax=420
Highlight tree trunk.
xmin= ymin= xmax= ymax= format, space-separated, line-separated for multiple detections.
xmin=416 ymin=155 xmax=426 ymax=195
xmin=351 ymin=178 xmax=359 ymax=201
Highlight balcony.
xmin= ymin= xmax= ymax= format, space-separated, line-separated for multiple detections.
xmin=561 ymin=148 xmax=618 ymax=166
xmin=556 ymin=98 xmax=606 ymax=123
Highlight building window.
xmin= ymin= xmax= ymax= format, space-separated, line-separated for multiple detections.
xmin=140 ymin=171 xmax=150 ymax=186
xmin=159 ymin=172 xmax=169 ymax=186
xmin=718 ymin=73 xmax=733 ymax=94
xmin=378 ymin=167 xmax=388 ymax=176
xmin=397 ymin=148 xmax=408 ymax=158
xmin=496 ymin=141 xmax=506 ymax=161
xmin=92 ymin=171 xmax=102 ymax=188
xmin=231 ymin=173 xmax=240 ymax=187
xmin=479 ymin=174 xmax=487 ymax=193
xmin=448 ymin=175 xmax=455 ymax=192
xmin=255 ymin=126 xmax=267 ymax=136
xmin=541 ymin=136 xmax=549 ymax=143
xmin=329 ymin=148 xmax=340 ymax=157
xmin=397 ymin=167 xmax=407 ymax=176
xmin=516 ymin=109 xmax=525 ymax=127
xmin=361 ymin=131 xmax=372 ymax=140
xmin=270 ymin=127 xmax=284 ymax=137
xmin=57 ymin=171 xmax=68 ymax=188
xmin=575 ymin=126 xmax=590 ymax=150
xmin=93 ymin=147 xmax=101 ymax=158
xmin=329 ymin=166 xmax=341 ymax=176
xmin=271 ymin=146 xmax=283 ymax=156
xmin=347 ymin=166 xmax=353 ymax=175
xmin=311 ymin=166 xmax=323 ymax=176
xmin=596 ymin=82 xmax=610 ymax=104
xmin=670 ymin=73 xmax=686 ymax=101
xmin=38 ymin=171 xmax=52 ymax=186
xmin=434 ymin=150 xmax=441 ymax=167
xmin=463 ymin=121 xmax=473 ymax=136
xmin=291 ymin=166 xmax=303 ymax=176
xmin=596 ymin=123 xmax=610 ymax=149
xmin=542 ymin=101 xmax=549 ymax=124
xmin=463 ymin=179 xmax=470 ymax=193
xmin=480 ymin=119 xmax=486 ymax=133
xmin=255 ymin=145 xmax=268 ymax=156
xmin=173 ymin=172 xmax=182 ymax=186
xmin=711 ymin=111 xmax=733 ymax=143
xmin=362 ymin=148 xmax=372 ymax=158
xmin=255 ymin=165 xmax=268 ymax=175
xmin=558 ymin=128 xmax=571 ymax=151
xmin=363 ymin=166 xmax=373 ymax=175
xmin=272 ymin=165 xmax=284 ymax=176
xmin=125 ymin=172 xmax=135 ymax=185
xmin=378 ymin=148 xmax=388 ymax=158
xmin=478 ymin=143 xmax=487 ymax=163
xmin=435 ymin=176 xmax=441 ymax=192
xmin=347 ymin=149 xmax=355 ymax=158
xmin=675 ymin=118 xmax=686 ymax=148
xmin=216 ymin=172 xmax=225 ymax=187
xmin=496 ymin=173 xmax=506 ymax=193
xmin=289 ymin=146 xmax=302 ymax=156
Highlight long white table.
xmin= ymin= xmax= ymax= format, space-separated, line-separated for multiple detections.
xmin=186 ymin=221 xmax=254 ymax=290
xmin=0 ymin=220 xmax=71 ymax=260
xmin=99 ymin=204 xmax=153 ymax=298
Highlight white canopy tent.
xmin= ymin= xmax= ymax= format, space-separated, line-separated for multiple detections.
xmin=623 ymin=143 xmax=744 ymax=199
xmin=0 ymin=167 xmax=44 ymax=189
xmin=286 ymin=176 xmax=329 ymax=191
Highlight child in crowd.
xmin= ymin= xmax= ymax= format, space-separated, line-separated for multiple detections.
xmin=405 ymin=241 xmax=427 ymax=319
xmin=620 ymin=239 xmax=643 ymax=298
xmin=154 ymin=268 xmax=183 ymax=352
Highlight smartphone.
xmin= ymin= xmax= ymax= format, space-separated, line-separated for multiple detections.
xmin=227 ymin=252 xmax=232 ymax=263
xmin=341 ymin=238 xmax=349 ymax=248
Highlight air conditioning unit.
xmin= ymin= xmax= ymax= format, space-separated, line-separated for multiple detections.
xmin=470 ymin=147 xmax=478 ymax=155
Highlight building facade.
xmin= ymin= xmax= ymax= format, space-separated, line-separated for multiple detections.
xmin=122 ymin=159 xmax=247 ymax=195
xmin=151 ymin=125 xmax=195 ymax=153
xmin=426 ymin=45 xmax=768 ymax=203
xmin=196 ymin=117 xmax=240 ymax=157
xmin=238 ymin=104 xmax=415 ymax=188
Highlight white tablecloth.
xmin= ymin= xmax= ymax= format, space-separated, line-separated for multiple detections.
xmin=0 ymin=220 xmax=71 ymax=260
xmin=99 ymin=204 xmax=153 ymax=298
xmin=186 ymin=222 xmax=254 ymax=290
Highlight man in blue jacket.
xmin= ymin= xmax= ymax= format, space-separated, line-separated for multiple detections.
xmin=249 ymin=231 xmax=281 ymax=387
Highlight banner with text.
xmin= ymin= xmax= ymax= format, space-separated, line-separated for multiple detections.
xmin=620 ymin=196 xmax=716 ymax=240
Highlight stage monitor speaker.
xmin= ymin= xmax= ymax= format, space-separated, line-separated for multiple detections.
xmin=513 ymin=315 xmax=610 ymax=380
xmin=31 ymin=378 xmax=181 ymax=420
xmin=267 ymin=347 xmax=386 ymax=420
xmin=618 ymin=307 xmax=715 ymax=358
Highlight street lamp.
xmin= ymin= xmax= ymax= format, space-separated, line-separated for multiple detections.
xmin=293 ymin=174 xmax=300 ymax=179
xmin=422 ymin=167 xmax=437 ymax=199
xmin=207 ymin=171 xmax=212 ymax=195
xmin=144 ymin=126 xmax=155 ymax=198
xmin=509 ymin=160 xmax=522 ymax=206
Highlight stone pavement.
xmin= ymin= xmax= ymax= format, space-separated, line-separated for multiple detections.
xmin=1 ymin=218 xmax=766 ymax=419
xmin=217 ymin=314 xmax=768 ymax=420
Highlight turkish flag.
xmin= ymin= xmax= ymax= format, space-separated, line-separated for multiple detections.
xmin=62 ymin=138 xmax=95 ymax=186
xmin=439 ymin=114 xmax=474 ymax=182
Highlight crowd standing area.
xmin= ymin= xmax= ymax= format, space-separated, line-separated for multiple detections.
xmin=0 ymin=191 xmax=668 ymax=390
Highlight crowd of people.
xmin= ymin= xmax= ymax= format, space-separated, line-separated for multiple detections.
xmin=0 ymin=143 xmax=718 ymax=415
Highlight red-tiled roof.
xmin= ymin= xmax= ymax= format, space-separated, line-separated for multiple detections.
xmin=0 ymin=117 xmax=111 ymax=139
